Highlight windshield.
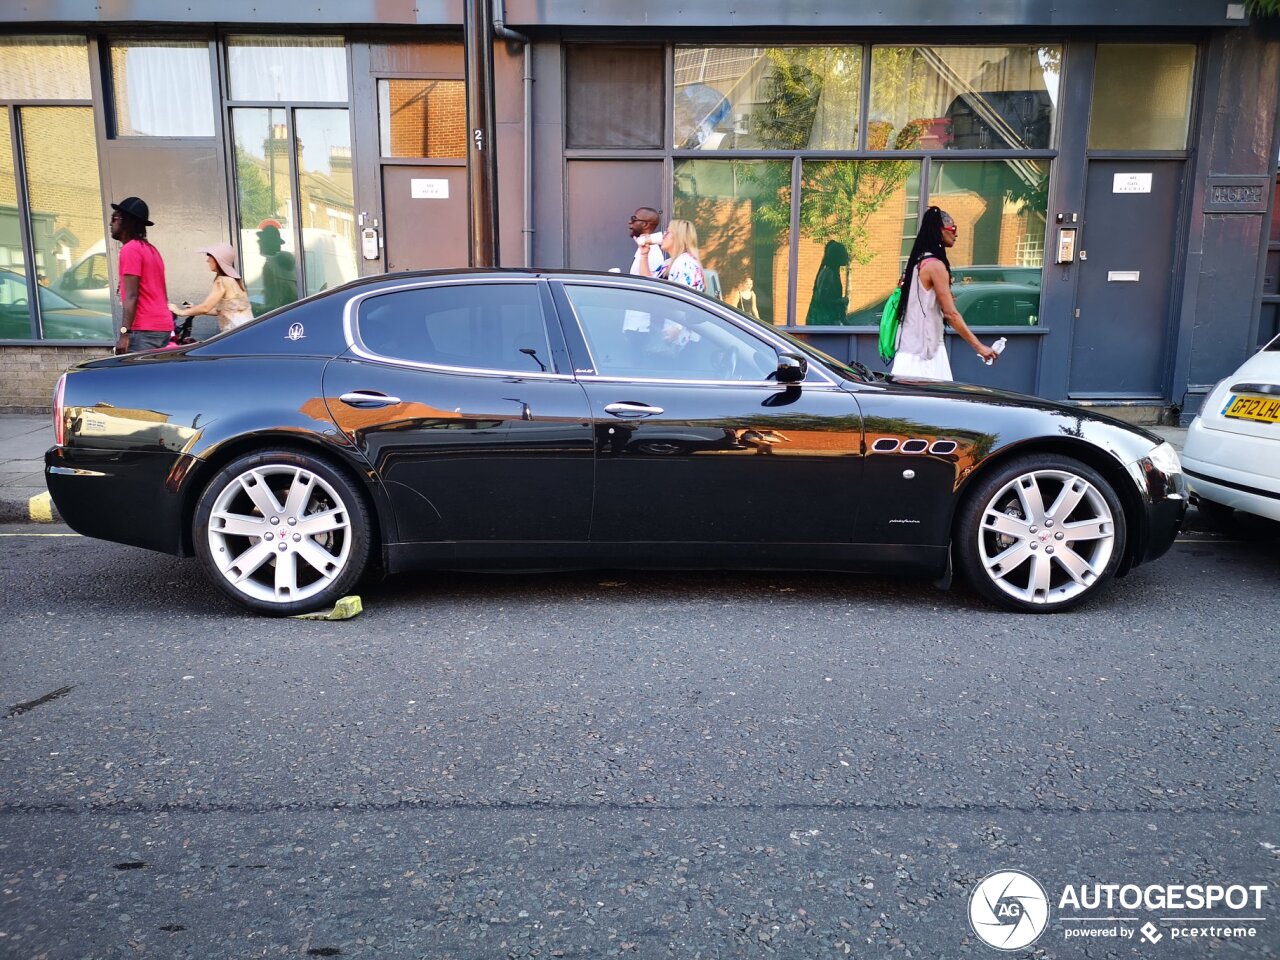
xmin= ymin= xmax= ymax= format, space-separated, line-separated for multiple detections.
xmin=722 ymin=298 xmax=873 ymax=381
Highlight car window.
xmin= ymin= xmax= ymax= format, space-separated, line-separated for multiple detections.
xmin=65 ymin=253 xmax=108 ymax=291
xmin=357 ymin=282 xmax=553 ymax=374
xmin=563 ymin=283 xmax=778 ymax=381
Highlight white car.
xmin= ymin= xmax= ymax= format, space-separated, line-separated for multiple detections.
xmin=1182 ymin=332 xmax=1280 ymax=522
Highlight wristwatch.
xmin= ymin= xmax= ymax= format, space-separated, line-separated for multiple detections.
xmin=118 ymin=326 xmax=129 ymax=335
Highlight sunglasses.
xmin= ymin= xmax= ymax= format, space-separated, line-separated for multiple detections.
xmin=942 ymin=224 xmax=958 ymax=236
xmin=629 ymin=216 xmax=655 ymax=224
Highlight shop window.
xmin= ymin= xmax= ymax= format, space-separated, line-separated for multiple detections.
xmin=16 ymin=108 xmax=112 ymax=340
xmin=796 ymin=160 xmax=922 ymax=326
xmin=566 ymin=46 xmax=663 ymax=149
xmin=227 ymin=36 xmax=348 ymax=103
xmin=0 ymin=36 xmax=91 ymax=100
xmin=927 ymin=159 xmax=1049 ymax=326
xmin=674 ymin=47 xmax=861 ymax=151
xmin=109 ymin=40 xmax=215 ymax=137
xmin=672 ymin=159 xmax=790 ymax=325
xmin=377 ymin=79 xmax=466 ymax=158
xmin=869 ymin=45 xmax=1060 ymax=151
xmin=232 ymin=108 xmax=297 ymax=315
xmin=296 ymin=110 xmax=357 ymax=297
xmin=1089 ymin=44 xmax=1195 ymax=151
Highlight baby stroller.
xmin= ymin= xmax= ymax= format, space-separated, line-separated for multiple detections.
xmin=162 ymin=312 xmax=196 ymax=350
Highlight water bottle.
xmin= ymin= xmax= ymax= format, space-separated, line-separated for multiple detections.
xmin=984 ymin=337 xmax=1007 ymax=366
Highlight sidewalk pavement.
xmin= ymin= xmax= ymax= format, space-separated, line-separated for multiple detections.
xmin=0 ymin=412 xmax=1191 ymax=525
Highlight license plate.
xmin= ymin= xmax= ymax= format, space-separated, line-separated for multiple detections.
xmin=1222 ymin=393 xmax=1280 ymax=423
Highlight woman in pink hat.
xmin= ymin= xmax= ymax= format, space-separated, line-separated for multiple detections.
xmin=169 ymin=241 xmax=253 ymax=333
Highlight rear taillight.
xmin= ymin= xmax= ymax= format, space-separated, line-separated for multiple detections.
xmin=52 ymin=374 xmax=66 ymax=446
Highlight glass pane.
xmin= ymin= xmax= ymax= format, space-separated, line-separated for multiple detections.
xmin=566 ymin=45 xmax=664 ymax=149
xmin=296 ymin=109 xmax=358 ymax=298
xmin=111 ymin=41 xmax=215 ymax=137
xmin=565 ymin=283 xmax=778 ymax=381
xmin=870 ymin=46 xmax=1060 ymax=151
xmin=20 ymin=108 xmax=113 ymax=340
xmin=0 ymin=36 xmax=91 ymax=100
xmin=927 ymin=159 xmax=1048 ymax=326
xmin=377 ymin=79 xmax=466 ymax=158
xmin=675 ymin=47 xmax=861 ymax=151
xmin=0 ymin=111 xmax=34 ymax=339
xmin=227 ymin=36 xmax=348 ymax=102
xmin=798 ymin=160 xmax=921 ymax=326
xmin=673 ymin=159 xmax=791 ymax=325
xmin=359 ymin=284 xmax=550 ymax=373
xmin=232 ymin=108 xmax=298 ymax=315
xmin=1089 ymin=45 xmax=1194 ymax=151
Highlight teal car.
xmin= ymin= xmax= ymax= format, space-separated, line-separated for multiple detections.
xmin=0 ymin=270 xmax=114 ymax=340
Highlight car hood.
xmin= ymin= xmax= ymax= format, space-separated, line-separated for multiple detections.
xmin=869 ymin=374 xmax=1165 ymax=445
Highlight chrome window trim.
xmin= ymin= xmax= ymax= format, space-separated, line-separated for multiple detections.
xmin=342 ymin=277 xmax=575 ymax=381
xmin=556 ymin=277 xmax=839 ymax=387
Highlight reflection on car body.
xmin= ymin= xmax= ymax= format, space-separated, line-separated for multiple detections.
xmin=46 ymin=268 xmax=1185 ymax=616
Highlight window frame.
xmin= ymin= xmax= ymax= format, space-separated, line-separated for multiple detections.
xmin=104 ymin=37 xmax=220 ymax=141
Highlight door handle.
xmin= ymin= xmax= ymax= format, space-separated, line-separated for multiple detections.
xmin=604 ymin=401 xmax=665 ymax=418
xmin=339 ymin=391 xmax=402 ymax=408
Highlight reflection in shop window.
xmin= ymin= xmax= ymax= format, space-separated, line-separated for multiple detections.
xmin=110 ymin=40 xmax=215 ymax=137
xmin=927 ymin=159 xmax=1048 ymax=327
xmin=673 ymin=159 xmax=790 ymax=325
xmin=16 ymin=108 xmax=112 ymax=340
xmin=296 ymin=110 xmax=358 ymax=298
xmin=797 ymin=160 xmax=921 ymax=326
xmin=378 ymin=79 xmax=466 ymax=158
xmin=674 ymin=47 xmax=861 ymax=151
xmin=227 ymin=36 xmax=348 ymax=103
xmin=0 ymin=36 xmax=91 ymax=100
xmin=0 ymin=112 xmax=31 ymax=340
xmin=232 ymin=108 xmax=297 ymax=315
xmin=1089 ymin=45 xmax=1195 ymax=151
xmin=869 ymin=46 xmax=1059 ymax=151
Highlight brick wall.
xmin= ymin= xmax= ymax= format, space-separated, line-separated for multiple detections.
xmin=0 ymin=345 xmax=104 ymax=413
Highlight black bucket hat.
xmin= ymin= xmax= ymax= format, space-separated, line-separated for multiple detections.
xmin=111 ymin=196 xmax=154 ymax=226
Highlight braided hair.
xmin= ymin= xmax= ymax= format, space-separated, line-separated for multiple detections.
xmin=896 ymin=206 xmax=953 ymax=324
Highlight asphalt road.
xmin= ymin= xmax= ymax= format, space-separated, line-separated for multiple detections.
xmin=0 ymin=514 xmax=1276 ymax=959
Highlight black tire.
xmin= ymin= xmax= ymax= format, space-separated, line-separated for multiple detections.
xmin=955 ymin=454 xmax=1127 ymax=613
xmin=193 ymin=449 xmax=372 ymax=616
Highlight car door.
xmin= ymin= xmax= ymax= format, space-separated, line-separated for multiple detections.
xmin=322 ymin=278 xmax=595 ymax=549
xmin=550 ymin=278 xmax=864 ymax=546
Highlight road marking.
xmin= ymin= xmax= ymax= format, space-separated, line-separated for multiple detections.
xmin=28 ymin=491 xmax=53 ymax=522
xmin=0 ymin=532 xmax=81 ymax=537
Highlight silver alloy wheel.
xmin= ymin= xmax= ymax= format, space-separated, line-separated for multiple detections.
xmin=977 ymin=468 xmax=1117 ymax=606
xmin=206 ymin=464 xmax=353 ymax=604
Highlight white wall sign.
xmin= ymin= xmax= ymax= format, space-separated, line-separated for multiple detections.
xmin=410 ymin=178 xmax=449 ymax=199
xmin=1112 ymin=173 xmax=1152 ymax=194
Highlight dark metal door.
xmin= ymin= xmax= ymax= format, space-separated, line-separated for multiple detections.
xmin=382 ymin=166 xmax=470 ymax=271
xmin=1068 ymin=161 xmax=1184 ymax=398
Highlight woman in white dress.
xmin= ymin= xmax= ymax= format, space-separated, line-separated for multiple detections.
xmin=892 ymin=207 xmax=998 ymax=379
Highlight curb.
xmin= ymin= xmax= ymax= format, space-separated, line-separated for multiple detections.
xmin=0 ymin=491 xmax=61 ymax=524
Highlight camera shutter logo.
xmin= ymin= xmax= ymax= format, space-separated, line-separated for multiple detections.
xmin=968 ymin=870 xmax=1050 ymax=950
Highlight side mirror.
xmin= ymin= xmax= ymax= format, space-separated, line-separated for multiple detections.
xmin=775 ymin=352 xmax=808 ymax=384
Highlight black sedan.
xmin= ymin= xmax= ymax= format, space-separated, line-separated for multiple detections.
xmin=46 ymin=270 xmax=1186 ymax=615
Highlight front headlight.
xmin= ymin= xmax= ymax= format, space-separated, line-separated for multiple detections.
xmin=1147 ymin=440 xmax=1182 ymax=476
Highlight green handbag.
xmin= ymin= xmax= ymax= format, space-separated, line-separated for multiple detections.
xmin=878 ymin=285 xmax=903 ymax=365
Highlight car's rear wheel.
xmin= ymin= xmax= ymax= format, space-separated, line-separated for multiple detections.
xmin=194 ymin=450 xmax=371 ymax=616
xmin=955 ymin=454 xmax=1127 ymax=613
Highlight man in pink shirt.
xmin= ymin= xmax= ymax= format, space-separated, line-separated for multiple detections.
xmin=109 ymin=196 xmax=172 ymax=355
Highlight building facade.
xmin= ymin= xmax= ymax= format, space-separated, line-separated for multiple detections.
xmin=1 ymin=0 xmax=1277 ymax=424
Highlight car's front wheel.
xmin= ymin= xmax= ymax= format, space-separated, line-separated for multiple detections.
xmin=955 ymin=454 xmax=1127 ymax=613
xmin=193 ymin=450 xmax=371 ymax=615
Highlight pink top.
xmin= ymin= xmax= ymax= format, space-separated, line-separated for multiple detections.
xmin=118 ymin=239 xmax=172 ymax=331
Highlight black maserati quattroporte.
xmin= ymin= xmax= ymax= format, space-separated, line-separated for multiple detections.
xmin=47 ymin=270 xmax=1186 ymax=615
